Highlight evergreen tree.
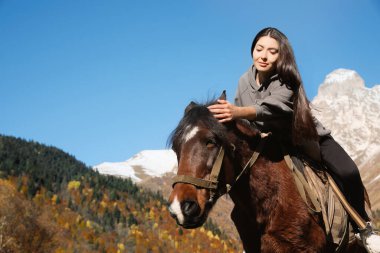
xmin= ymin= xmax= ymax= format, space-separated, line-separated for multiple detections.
xmin=113 ymin=206 xmax=121 ymax=224
xmin=27 ymin=179 xmax=37 ymax=198
xmin=128 ymin=213 xmax=138 ymax=227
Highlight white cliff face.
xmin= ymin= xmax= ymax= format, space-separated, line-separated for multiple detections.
xmin=312 ymin=68 xmax=380 ymax=171
xmin=317 ymin=69 xmax=365 ymax=98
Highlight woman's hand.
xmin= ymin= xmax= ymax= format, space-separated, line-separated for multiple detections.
xmin=207 ymin=99 xmax=239 ymax=123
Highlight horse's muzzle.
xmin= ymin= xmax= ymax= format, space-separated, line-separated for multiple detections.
xmin=168 ymin=197 xmax=207 ymax=229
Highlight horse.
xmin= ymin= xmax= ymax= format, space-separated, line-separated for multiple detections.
xmin=167 ymin=92 xmax=366 ymax=253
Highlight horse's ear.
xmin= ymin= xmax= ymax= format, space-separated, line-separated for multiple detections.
xmin=236 ymin=120 xmax=260 ymax=138
xmin=219 ymin=90 xmax=227 ymax=100
xmin=185 ymin=101 xmax=197 ymax=114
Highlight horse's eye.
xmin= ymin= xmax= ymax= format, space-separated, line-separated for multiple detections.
xmin=206 ymin=140 xmax=216 ymax=149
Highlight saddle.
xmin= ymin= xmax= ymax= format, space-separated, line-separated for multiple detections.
xmin=285 ymin=154 xmax=360 ymax=252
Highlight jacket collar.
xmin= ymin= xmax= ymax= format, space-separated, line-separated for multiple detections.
xmin=247 ymin=64 xmax=279 ymax=90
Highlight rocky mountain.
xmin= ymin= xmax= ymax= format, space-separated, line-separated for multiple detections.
xmin=311 ymin=68 xmax=380 ymax=210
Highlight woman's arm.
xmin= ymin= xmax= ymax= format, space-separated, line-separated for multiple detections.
xmin=207 ymin=100 xmax=257 ymax=123
xmin=208 ymin=82 xmax=293 ymax=123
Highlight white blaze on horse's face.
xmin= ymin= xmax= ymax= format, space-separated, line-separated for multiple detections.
xmin=168 ymin=196 xmax=184 ymax=224
xmin=182 ymin=125 xmax=214 ymax=169
xmin=183 ymin=126 xmax=199 ymax=143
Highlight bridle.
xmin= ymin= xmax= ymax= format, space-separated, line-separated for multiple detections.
xmin=172 ymin=134 xmax=269 ymax=202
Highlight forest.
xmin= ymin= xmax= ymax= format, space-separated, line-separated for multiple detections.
xmin=0 ymin=135 xmax=242 ymax=253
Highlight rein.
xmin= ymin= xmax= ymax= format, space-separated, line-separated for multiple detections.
xmin=172 ymin=134 xmax=269 ymax=202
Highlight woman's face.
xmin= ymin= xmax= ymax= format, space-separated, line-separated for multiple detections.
xmin=252 ymin=35 xmax=279 ymax=73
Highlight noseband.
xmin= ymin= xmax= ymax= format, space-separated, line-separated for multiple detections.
xmin=172 ymin=134 xmax=268 ymax=202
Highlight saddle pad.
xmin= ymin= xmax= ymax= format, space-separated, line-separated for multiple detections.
xmin=293 ymin=157 xmax=350 ymax=250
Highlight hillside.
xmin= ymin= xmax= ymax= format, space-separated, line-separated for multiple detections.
xmin=0 ymin=135 xmax=242 ymax=253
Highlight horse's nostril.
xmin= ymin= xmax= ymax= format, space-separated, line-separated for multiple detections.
xmin=181 ymin=200 xmax=200 ymax=217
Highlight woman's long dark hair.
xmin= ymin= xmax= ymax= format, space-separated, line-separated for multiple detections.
xmin=251 ymin=27 xmax=318 ymax=145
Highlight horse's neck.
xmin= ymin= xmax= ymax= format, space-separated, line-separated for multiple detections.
xmin=229 ymin=136 xmax=292 ymax=220
xmin=228 ymin=175 xmax=256 ymax=216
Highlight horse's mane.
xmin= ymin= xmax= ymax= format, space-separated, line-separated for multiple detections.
xmin=168 ymin=99 xmax=229 ymax=152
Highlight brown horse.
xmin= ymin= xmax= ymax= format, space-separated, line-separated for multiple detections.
xmin=168 ymin=93 xmax=365 ymax=253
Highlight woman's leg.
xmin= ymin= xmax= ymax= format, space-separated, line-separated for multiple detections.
xmin=319 ymin=134 xmax=369 ymax=230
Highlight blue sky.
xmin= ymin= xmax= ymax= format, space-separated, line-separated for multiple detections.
xmin=1 ymin=0 xmax=379 ymax=166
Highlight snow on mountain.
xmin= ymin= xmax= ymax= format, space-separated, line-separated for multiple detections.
xmin=312 ymin=68 xmax=380 ymax=169
xmin=94 ymin=150 xmax=177 ymax=183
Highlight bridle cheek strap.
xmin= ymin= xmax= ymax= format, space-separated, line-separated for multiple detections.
xmin=172 ymin=174 xmax=218 ymax=190
xmin=172 ymin=148 xmax=225 ymax=200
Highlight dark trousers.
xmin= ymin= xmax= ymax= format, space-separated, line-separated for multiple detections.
xmin=319 ymin=135 xmax=369 ymax=230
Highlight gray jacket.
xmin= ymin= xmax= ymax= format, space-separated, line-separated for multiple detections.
xmin=234 ymin=65 xmax=331 ymax=141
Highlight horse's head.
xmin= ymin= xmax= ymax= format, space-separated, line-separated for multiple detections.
xmin=167 ymin=91 xmax=260 ymax=228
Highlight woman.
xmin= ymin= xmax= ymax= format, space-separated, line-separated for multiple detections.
xmin=208 ymin=27 xmax=379 ymax=252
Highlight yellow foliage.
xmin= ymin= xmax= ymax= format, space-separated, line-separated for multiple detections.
xmin=130 ymin=226 xmax=143 ymax=237
xmin=54 ymin=248 xmax=66 ymax=253
xmin=0 ymin=180 xmax=59 ymax=252
xmin=76 ymin=215 xmax=82 ymax=223
xmin=0 ymin=175 xmax=245 ymax=252
xmin=86 ymin=220 xmax=92 ymax=229
xmin=67 ymin=180 xmax=81 ymax=190
xmin=33 ymin=192 xmax=44 ymax=203
xmin=159 ymin=230 xmax=169 ymax=240
xmin=148 ymin=209 xmax=155 ymax=220
xmin=211 ymin=242 xmax=219 ymax=249
xmin=117 ymin=243 xmax=125 ymax=250
xmin=51 ymin=194 xmax=58 ymax=204
xmin=207 ymin=230 xmax=214 ymax=239
xmin=223 ymin=242 xmax=228 ymax=252
xmin=82 ymin=189 xmax=88 ymax=196
xmin=19 ymin=184 xmax=27 ymax=194
xmin=82 ymin=188 xmax=93 ymax=196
